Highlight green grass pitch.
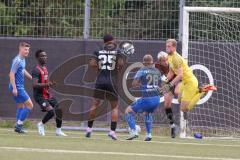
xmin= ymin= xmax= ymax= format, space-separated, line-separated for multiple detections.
xmin=0 ymin=128 xmax=239 ymax=160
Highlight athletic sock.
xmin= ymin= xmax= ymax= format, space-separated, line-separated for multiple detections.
xmin=110 ymin=121 xmax=117 ymax=131
xmin=144 ymin=114 xmax=153 ymax=134
xmin=183 ymin=112 xmax=188 ymax=120
xmin=88 ymin=120 xmax=94 ymax=128
xmin=56 ymin=118 xmax=62 ymax=128
xmin=42 ymin=110 xmax=54 ymax=124
xmin=19 ymin=107 xmax=31 ymax=122
xmin=16 ymin=108 xmax=24 ymax=121
xmin=125 ymin=113 xmax=136 ymax=130
xmin=147 ymin=133 xmax=152 ymax=138
xmin=165 ymin=108 xmax=174 ymax=125
xmin=17 ymin=120 xmax=23 ymax=125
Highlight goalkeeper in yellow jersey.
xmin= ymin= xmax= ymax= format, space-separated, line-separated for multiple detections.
xmin=164 ymin=39 xmax=217 ymax=112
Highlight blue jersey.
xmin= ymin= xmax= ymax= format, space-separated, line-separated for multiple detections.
xmin=9 ymin=55 xmax=26 ymax=89
xmin=134 ymin=66 xmax=161 ymax=97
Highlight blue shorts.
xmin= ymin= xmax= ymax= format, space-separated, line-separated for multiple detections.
xmin=131 ymin=96 xmax=160 ymax=113
xmin=9 ymin=85 xmax=30 ymax=104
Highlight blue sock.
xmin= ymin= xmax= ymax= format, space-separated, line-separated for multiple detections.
xmin=144 ymin=114 xmax=153 ymax=134
xmin=16 ymin=108 xmax=24 ymax=121
xmin=125 ymin=113 xmax=136 ymax=130
xmin=19 ymin=107 xmax=31 ymax=122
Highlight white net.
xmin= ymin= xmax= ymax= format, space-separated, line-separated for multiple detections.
xmin=186 ymin=9 xmax=240 ymax=137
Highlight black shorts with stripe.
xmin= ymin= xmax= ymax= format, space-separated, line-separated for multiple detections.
xmin=34 ymin=96 xmax=58 ymax=112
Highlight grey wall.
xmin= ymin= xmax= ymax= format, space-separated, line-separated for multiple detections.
xmin=1 ymin=38 xmax=239 ymax=130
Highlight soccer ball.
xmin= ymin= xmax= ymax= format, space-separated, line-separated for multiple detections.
xmin=128 ymin=124 xmax=141 ymax=133
xmin=120 ymin=41 xmax=135 ymax=55
xmin=136 ymin=125 xmax=141 ymax=132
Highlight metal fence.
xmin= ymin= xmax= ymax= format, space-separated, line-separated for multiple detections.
xmin=0 ymin=0 xmax=85 ymax=38
xmin=0 ymin=0 xmax=240 ymax=40
xmin=89 ymin=0 xmax=179 ymax=40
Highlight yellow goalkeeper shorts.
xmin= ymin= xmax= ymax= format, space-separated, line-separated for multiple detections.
xmin=179 ymin=77 xmax=199 ymax=102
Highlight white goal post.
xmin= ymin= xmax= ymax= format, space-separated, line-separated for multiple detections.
xmin=180 ymin=7 xmax=240 ymax=138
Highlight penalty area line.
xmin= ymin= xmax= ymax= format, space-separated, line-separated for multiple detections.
xmin=0 ymin=147 xmax=240 ymax=160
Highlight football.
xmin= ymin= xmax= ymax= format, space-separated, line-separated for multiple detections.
xmin=128 ymin=124 xmax=141 ymax=133
xmin=120 ymin=41 xmax=135 ymax=55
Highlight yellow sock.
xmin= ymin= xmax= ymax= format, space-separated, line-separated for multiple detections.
xmin=187 ymin=92 xmax=205 ymax=110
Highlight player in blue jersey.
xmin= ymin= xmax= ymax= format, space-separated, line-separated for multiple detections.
xmin=125 ymin=54 xmax=161 ymax=141
xmin=9 ymin=42 xmax=33 ymax=133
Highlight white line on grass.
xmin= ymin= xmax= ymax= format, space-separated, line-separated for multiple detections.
xmin=0 ymin=147 xmax=239 ymax=160
xmin=0 ymin=129 xmax=240 ymax=148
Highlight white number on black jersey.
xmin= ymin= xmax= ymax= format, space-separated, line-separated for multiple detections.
xmin=98 ymin=54 xmax=116 ymax=70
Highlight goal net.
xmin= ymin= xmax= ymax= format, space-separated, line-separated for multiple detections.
xmin=181 ymin=7 xmax=240 ymax=138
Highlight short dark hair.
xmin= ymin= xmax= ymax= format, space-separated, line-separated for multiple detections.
xmin=19 ymin=42 xmax=30 ymax=48
xmin=103 ymin=34 xmax=114 ymax=43
xmin=35 ymin=49 xmax=45 ymax=58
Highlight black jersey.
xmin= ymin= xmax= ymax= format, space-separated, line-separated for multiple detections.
xmin=93 ymin=43 xmax=123 ymax=85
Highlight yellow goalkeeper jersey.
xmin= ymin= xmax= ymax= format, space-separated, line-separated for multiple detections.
xmin=168 ymin=51 xmax=196 ymax=83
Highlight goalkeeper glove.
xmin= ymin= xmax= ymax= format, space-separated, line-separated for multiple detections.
xmin=161 ymin=81 xmax=174 ymax=94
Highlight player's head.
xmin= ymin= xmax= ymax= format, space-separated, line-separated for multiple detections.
xmin=166 ymin=39 xmax=177 ymax=54
xmin=35 ymin=49 xmax=47 ymax=65
xmin=143 ymin=54 xmax=153 ymax=67
xmin=19 ymin=42 xmax=30 ymax=57
xmin=157 ymin=51 xmax=168 ymax=67
xmin=103 ymin=34 xmax=114 ymax=44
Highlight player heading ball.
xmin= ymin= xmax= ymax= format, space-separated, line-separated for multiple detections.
xmin=85 ymin=34 xmax=125 ymax=140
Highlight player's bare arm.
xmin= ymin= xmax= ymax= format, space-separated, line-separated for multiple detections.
xmin=166 ymin=68 xmax=175 ymax=83
xmin=9 ymin=71 xmax=17 ymax=96
xmin=132 ymin=79 xmax=141 ymax=88
xmin=24 ymin=69 xmax=32 ymax=80
xmin=89 ymin=58 xmax=98 ymax=70
xmin=169 ymin=67 xmax=183 ymax=85
xmin=116 ymin=57 xmax=124 ymax=70
xmin=32 ymin=78 xmax=55 ymax=89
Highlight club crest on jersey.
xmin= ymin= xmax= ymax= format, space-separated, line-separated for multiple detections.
xmin=44 ymin=75 xmax=48 ymax=80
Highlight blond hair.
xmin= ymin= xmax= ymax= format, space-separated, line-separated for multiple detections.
xmin=166 ymin=39 xmax=177 ymax=47
xmin=157 ymin=51 xmax=168 ymax=59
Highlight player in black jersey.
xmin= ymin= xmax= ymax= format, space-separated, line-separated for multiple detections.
xmin=86 ymin=34 xmax=125 ymax=140
xmin=32 ymin=50 xmax=67 ymax=136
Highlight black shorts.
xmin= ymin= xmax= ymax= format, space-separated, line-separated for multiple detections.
xmin=35 ymin=97 xmax=58 ymax=112
xmin=93 ymin=84 xmax=118 ymax=101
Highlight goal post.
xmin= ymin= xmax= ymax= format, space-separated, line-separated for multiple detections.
xmin=180 ymin=7 xmax=240 ymax=138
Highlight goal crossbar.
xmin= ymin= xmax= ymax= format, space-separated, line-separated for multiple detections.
xmin=184 ymin=7 xmax=240 ymax=13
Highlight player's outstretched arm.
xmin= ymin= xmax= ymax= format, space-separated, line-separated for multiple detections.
xmin=169 ymin=67 xmax=183 ymax=86
xmin=132 ymin=69 xmax=142 ymax=88
xmin=159 ymin=67 xmax=182 ymax=95
xmin=9 ymin=72 xmax=17 ymax=96
xmin=132 ymin=79 xmax=141 ymax=88
xmin=116 ymin=57 xmax=124 ymax=70
xmin=24 ymin=69 xmax=32 ymax=80
xmin=166 ymin=69 xmax=175 ymax=83
xmin=89 ymin=58 xmax=98 ymax=70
